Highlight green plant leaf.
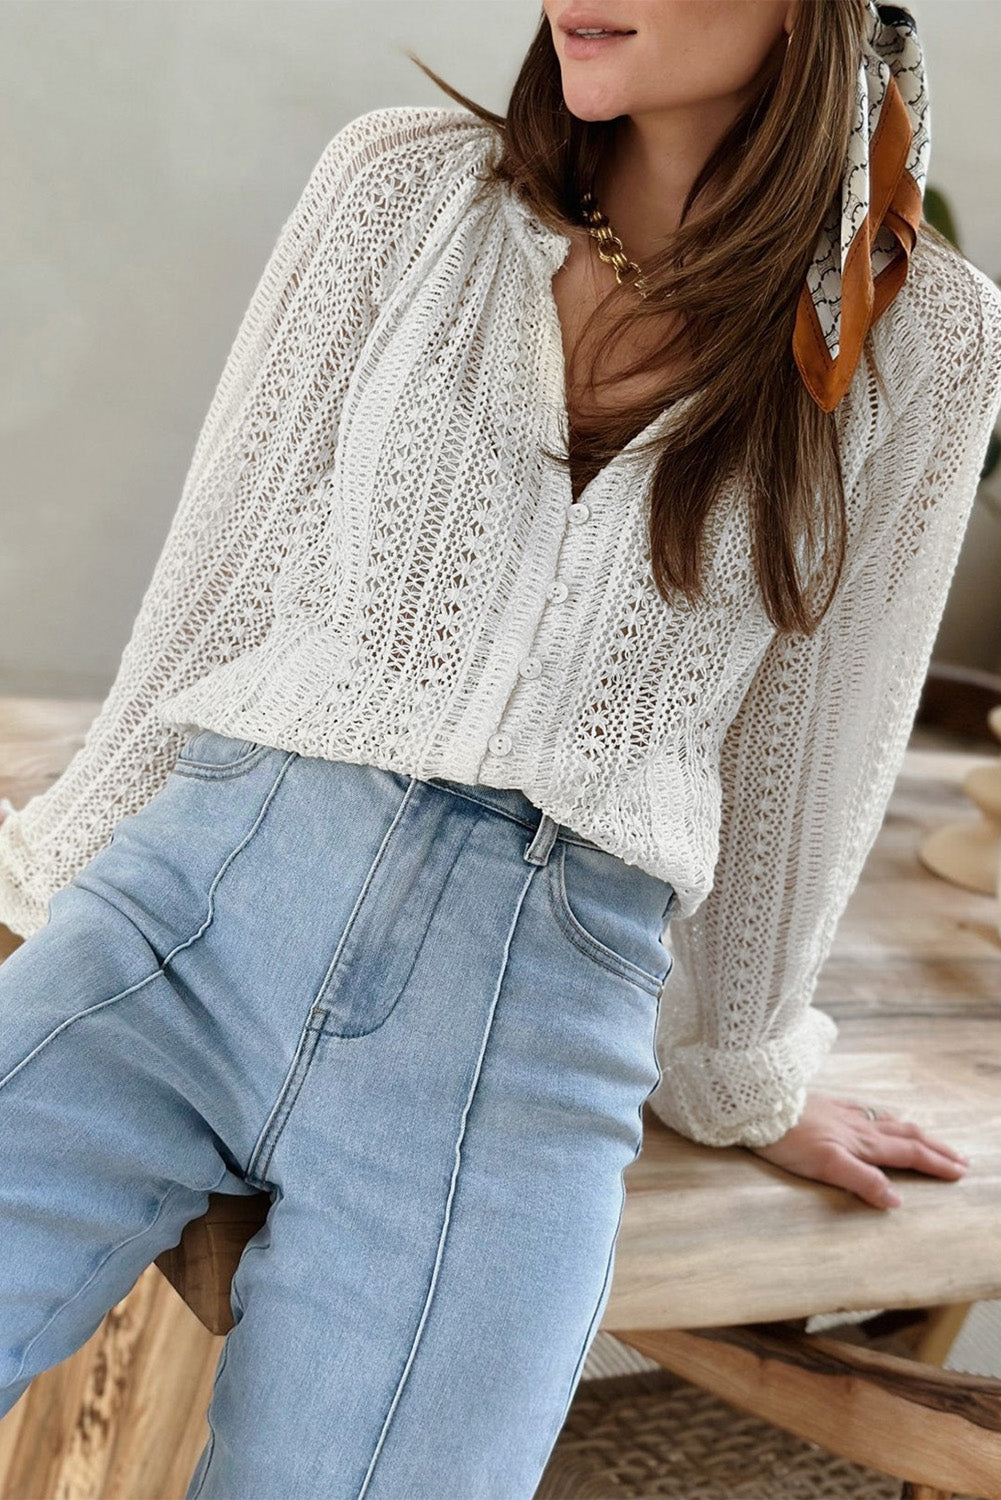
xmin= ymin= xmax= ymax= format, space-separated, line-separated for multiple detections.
xmin=923 ymin=184 xmax=959 ymax=247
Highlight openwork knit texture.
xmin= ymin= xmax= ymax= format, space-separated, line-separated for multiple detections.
xmin=2 ymin=106 xmax=1000 ymax=1149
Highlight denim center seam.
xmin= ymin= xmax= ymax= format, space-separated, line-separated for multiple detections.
xmin=353 ymin=862 xmax=538 ymax=1500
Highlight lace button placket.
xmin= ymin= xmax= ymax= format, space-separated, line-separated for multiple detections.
xmin=485 ymin=466 xmax=589 ymax=764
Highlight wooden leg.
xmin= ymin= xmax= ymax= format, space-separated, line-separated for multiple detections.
xmin=912 ymin=1303 xmax=973 ymax=1367
xmin=154 ymin=1189 xmax=271 ymax=1335
xmin=615 ymin=1323 xmax=1001 ymax=1500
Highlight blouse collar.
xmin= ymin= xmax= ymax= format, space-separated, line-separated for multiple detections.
xmin=497 ymin=176 xmax=575 ymax=277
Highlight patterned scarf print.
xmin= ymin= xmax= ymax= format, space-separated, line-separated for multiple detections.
xmin=793 ymin=1 xmax=931 ymax=412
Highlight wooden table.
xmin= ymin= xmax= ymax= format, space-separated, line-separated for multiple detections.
xmin=1 ymin=699 xmax=1000 ymax=1500
xmin=611 ymin=744 xmax=1001 ymax=1500
xmin=614 ymin=745 xmax=1001 ymax=1331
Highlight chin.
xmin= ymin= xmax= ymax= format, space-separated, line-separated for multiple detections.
xmin=559 ymin=81 xmax=630 ymax=122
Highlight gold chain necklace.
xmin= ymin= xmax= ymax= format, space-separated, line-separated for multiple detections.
xmin=579 ymin=189 xmax=652 ymax=299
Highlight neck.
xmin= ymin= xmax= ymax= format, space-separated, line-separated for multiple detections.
xmin=592 ymin=74 xmax=772 ymax=263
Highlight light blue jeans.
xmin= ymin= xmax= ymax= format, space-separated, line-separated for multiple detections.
xmin=0 ymin=730 xmax=677 ymax=1499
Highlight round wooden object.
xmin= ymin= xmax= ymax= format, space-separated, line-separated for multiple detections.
xmin=918 ymin=818 xmax=1000 ymax=895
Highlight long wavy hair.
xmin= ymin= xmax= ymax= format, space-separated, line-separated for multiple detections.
xmin=406 ymin=2 xmax=937 ymax=636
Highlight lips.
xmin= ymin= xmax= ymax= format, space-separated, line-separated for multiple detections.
xmin=559 ymin=13 xmax=636 ymax=35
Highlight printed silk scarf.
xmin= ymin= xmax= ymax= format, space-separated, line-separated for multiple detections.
xmin=794 ymin=0 xmax=931 ymax=412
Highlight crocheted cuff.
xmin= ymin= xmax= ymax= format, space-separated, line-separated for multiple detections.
xmin=647 ymin=1004 xmax=839 ymax=1149
xmin=0 ymin=815 xmax=51 ymax=941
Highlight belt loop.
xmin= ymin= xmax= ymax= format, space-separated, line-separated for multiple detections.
xmin=523 ymin=811 xmax=560 ymax=867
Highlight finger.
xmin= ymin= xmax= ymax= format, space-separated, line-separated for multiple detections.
xmin=857 ymin=1134 xmax=969 ymax=1180
xmin=830 ymin=1097 xmax=884 ymax=1116
xmin=807 ymin=1143 xmax=902 ymax=1209
xmin=872 ymin=1119 xmax=970 ymax=1164
xmin=829 ymin=1098 xmax=903 ymax=1129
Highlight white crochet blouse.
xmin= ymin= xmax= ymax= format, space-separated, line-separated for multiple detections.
xmin=3 ymin=105 xmax=1001 ymax=1148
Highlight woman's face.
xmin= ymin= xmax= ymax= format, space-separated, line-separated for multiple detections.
xmin=542 ymin=0 xmax=796 ymax=123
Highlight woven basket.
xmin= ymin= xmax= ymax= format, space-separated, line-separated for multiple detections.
xmin=535 ymin=1367 xmax=981 ymax=1499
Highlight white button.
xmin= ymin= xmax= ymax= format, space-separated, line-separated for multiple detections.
xmin=548 ymin=579 xmax=569 ymax=603
xmin=567 ymin=501 xmax=590 ymax=524
xmin=518 ymin=655 xmax=542 ymax=680
xmin=488 ymin=732 xmax=513 ymax=756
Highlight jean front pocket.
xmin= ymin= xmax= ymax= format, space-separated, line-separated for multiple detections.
xmin=548 ymin=840 xmax=675 ymax=993
xmin=171 ymin=728 xmax=271 ymax=781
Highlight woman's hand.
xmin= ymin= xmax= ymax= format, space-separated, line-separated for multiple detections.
xmin=747 ymin=1094 xmax=971 ymax=1209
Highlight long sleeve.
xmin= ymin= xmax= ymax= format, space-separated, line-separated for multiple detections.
xmin=0 ymin=107 xmax=444 ymax=938
xmin=649 ymin=258 xmax=1001 ymax=1149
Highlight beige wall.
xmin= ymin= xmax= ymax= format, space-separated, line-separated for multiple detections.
xmin=916 ymin=1 xmax=1001 ymax=673
xmin=2 ymin=0 xmax=1000 ymax=697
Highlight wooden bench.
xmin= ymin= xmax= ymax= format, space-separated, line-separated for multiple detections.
xmin=2 ymin=695 xmax=1001 ymax=1500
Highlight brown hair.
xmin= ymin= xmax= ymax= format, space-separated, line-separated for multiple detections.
xmin=406 ymin=1 xmax=912 ymax=636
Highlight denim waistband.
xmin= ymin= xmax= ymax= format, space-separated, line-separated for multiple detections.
xmin=422 ymin=775 xmax=604 ymax=852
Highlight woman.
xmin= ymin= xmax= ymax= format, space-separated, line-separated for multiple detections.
xmin=0 ymin=2 xmax=997 ymax=1495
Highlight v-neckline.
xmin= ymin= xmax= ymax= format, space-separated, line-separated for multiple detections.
xmin=497 ymin=176 xmax=698 ymax=506
xmin=531 ymin=215 xmax=691 ymax=508
xmin=545 ymin=278 xmax=690 ymax=506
